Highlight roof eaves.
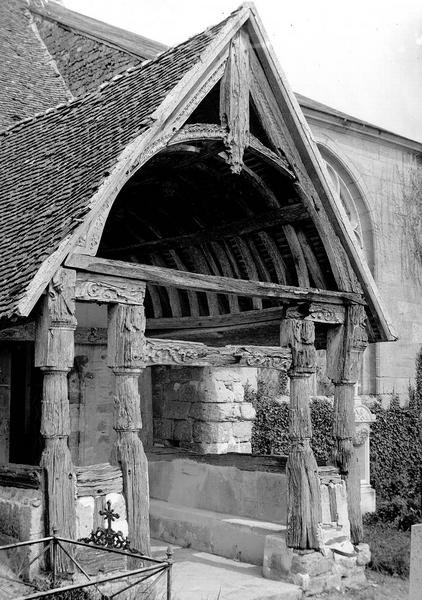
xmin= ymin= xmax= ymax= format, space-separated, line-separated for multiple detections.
xmin=297 ymin=93 xmax=422 ymax=154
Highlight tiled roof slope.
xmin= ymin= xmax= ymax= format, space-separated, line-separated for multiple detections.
xmin=0 ymin=1 xmax=72 ymax=130
xmin=32 ymin=15 xmax=143 ymax=97
xmin=0 ymin=11 xmax=233 ymax=320
xmin=30 ymin=1 xmax=167 ymax=59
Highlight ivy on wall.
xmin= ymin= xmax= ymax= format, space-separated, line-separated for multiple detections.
xmin=250 ymin=385 xmax=334 ymax=463
xmin=251 ymin=348 xmax=422 ymax=530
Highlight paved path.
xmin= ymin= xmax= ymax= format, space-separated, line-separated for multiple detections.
xmin=152 ymin=540 xmax=301 ymax=600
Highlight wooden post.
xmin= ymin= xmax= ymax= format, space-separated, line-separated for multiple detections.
xmin=107 ymin=294 xmax=151 ymax=556
xmin=326 ymin=303 xmax=368 ymax=544
xmin=280 ymin=318 xmax=321 ymax=549
xmin=35 ymin=268 xmax=77 ymax=572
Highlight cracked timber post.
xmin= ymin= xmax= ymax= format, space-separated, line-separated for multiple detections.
xmin=327 ymin=303 xmax=368 ymax=544
xmin=35 ymin=268 xmax=77 ymax=573
xmin=107 ymin=294 xmax=151 ymax=556
xmin=281 ymin=318 xmax=321 ymax=549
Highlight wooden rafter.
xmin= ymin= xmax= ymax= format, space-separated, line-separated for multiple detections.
xmin=103 ymin=204 xmax=306 ymax=255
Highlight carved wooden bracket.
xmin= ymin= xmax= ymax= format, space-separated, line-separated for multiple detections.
xmin=285 ymin=302 xmax=345 ymax=325
xmin=75 ymin=272 xmax=146 ymax=305
xmin=326 ymin=303 xmax=368 ymax=384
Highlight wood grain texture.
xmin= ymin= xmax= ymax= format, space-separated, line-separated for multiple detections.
xmin=76 ymin=463 xmax=123 ymax=497
xmin=66 ymin=254 xmax=365 ymax=306
xmin=282 ymin=319 xmax=321 ymax=549
xmin=107 ymin=304 xmax=147 ymax=370
xmin=282 ymin=225 xmax=310 ymax=288
xmin=220 ymin=28 xmax=250 ymax=173
xmin=326 ymin=304 xmax=368 ymax=384
xmin=296 ymin=229 xmax=327 ymax=289
xmin=108 ymin=302 xmax=151 ymax=555
xmin=36 ymin=268 xmax=76 ymax=572
xmin=35 ymin=268 xmax=77 ymax=370
xmin=326 ymin=304 xmax=367 ymax=544
xmin=75 ymin=273 xmax=146 ymax=305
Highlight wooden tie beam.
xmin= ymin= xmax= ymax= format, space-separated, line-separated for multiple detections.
xmin=66 ymin=254 xmax=365 ymax=306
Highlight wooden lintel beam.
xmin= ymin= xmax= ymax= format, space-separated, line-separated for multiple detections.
xmin=102 ymin=203 xmax=305 ymax=256
xmin=146 ymin=338 xmax=291 ymax=370
xmin=65 ymin=254 xmax=365 ymax=306
xmin=147 ymin=306 xmax=286 ymax=330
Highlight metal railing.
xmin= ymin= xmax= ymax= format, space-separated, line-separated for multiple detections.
xmin=0 ymin=532 xmax=173 ymax=599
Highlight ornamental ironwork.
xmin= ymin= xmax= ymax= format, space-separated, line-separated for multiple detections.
xmin=79 ymin=500 xmax=133 ymax=551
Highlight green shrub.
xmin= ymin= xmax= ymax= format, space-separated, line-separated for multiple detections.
xmin=369 ymin=399 xmax=422 ymax=528
xmin=364 ymin=522 xmax=410 ymax=578
xmin=251 ymin=384 xmax=334 ymax=463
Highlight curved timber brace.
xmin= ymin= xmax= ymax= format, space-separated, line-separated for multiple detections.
xmin=280 ymin=318 xmax=322 ymax=550
xmin=326 ymin=303 xmax=368 ymax=544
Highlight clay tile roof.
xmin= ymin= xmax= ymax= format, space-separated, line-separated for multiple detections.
xmin=0 ymin=1 xmax=72 ymax=130
xmin=0 ymin=9 xmax=238 ymax=320
xmin=30 ymin=0 xmax=168 ymax=98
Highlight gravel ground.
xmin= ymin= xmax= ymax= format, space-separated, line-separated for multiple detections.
xmin=315 ymin=572 xmax=408 ymax=600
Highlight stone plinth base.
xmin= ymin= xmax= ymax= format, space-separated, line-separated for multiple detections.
xmin=263 ymin=536 xmax=370 ymax=596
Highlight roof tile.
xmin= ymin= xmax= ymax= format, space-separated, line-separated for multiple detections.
xmin=0 ymin=9 xmax=237 ymax=319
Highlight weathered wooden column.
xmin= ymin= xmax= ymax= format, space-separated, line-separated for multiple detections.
xmin=35 ymin=269 xmax=77 ymax=571
xmin=327 ymin=303 xmax=368 ymax=544
xmin=281 ymin=318 xmax=321 ymax=549
xmin=107 ymin=288 xmax=151 ymax=555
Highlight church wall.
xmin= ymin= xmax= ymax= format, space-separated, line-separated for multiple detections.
xmin=310 ymin=120 xmax=422 ymax=400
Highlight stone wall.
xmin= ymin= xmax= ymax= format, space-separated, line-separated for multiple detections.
xmin=0 ymin=486 xmax=44 ymax=576
xmin=310 ymin=121 xmax=422 ymax=400
xmin=152 ymin=366 xmax=257 ymax=453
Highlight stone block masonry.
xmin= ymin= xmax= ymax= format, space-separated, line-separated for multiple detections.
xmin=152 ymin=366 xmax=257 ymax=453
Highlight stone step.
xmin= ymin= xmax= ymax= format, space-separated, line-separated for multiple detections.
xmin=151 ymin=540 xmax=302 ymax=600
xmin=150 ymin=498 xmax=286 ymax=566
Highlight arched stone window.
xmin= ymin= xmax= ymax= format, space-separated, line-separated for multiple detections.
xmin=317 ymin=143 xmax=375 ymax=276
xmin=325 ymin=162 xmax=364 ymax=249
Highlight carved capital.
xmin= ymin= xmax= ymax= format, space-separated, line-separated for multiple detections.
xmin=280 ymin=319 xmax=316 ymax=376
xmin=35 ymin=268 xmax=76 ymax=370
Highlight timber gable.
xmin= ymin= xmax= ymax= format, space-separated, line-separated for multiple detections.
xmin=0 ymin=3 xmax=394 ymax=345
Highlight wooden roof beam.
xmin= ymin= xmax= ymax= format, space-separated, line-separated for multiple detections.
xmin=65 ymin=253 xmax=365 ymax=306
xmin=220 ymin=28 xmax=250 ymax=173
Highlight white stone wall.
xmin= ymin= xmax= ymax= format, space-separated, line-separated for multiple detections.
xmin=153 ymin=366 xmax=257 ymax=453
xmin=310 ymin=121 xmax=422 ymax=400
